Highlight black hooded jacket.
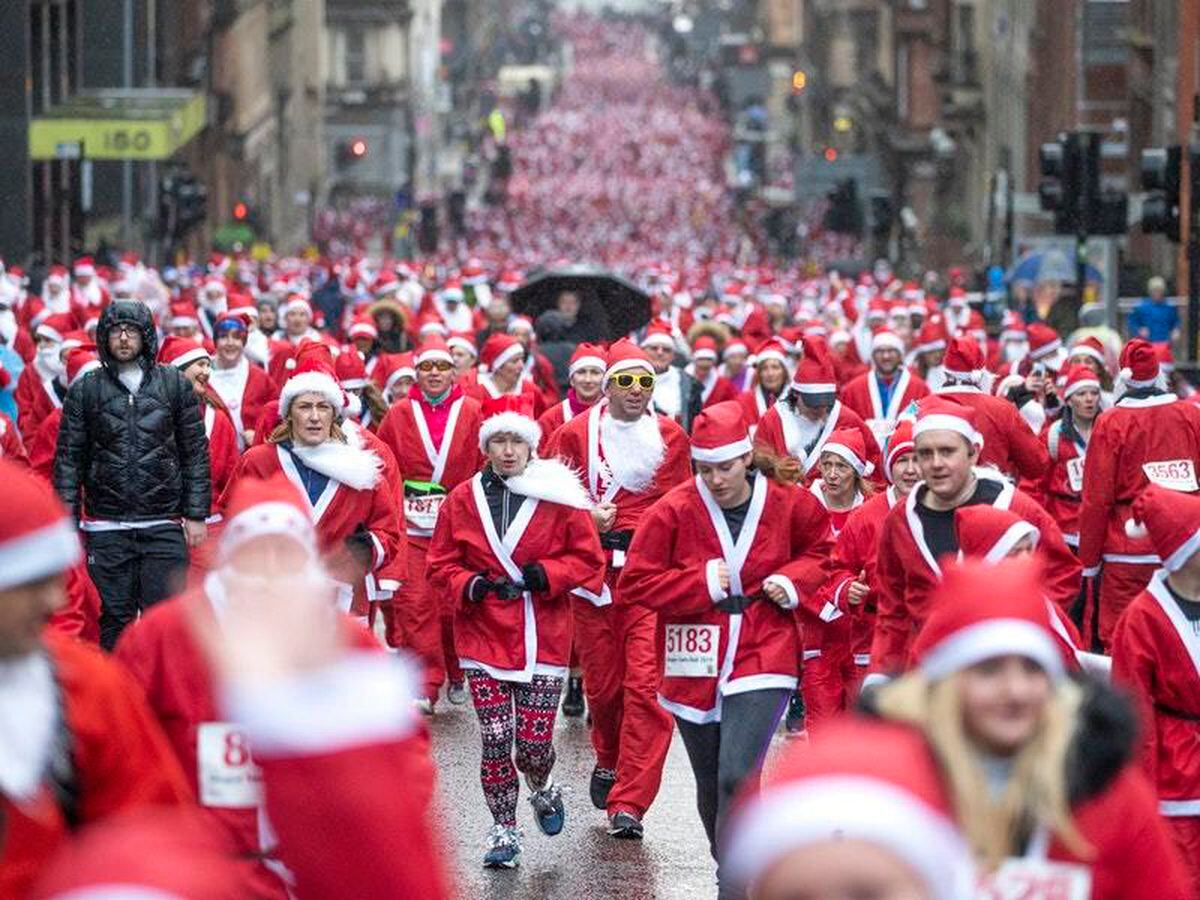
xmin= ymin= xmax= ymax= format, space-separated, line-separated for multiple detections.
xmin=53 ymin=300 xmax=211 ymax=522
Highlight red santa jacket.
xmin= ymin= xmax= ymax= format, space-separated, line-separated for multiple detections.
xmin=687 ymin=367 xmax=739 ymax=408
xmin=1078 ymin=394 xmax=1200 ymax=573
xmin=14 ymin=364 xmax=61 ymax=439
xmin=202 ymin=403 xmax=239 ymax=520
xmin=1 ymin=631 xmax=191 ymax=898
xmin=1112 ymin=570 xmax=1200 ymax=814
xmin=736 ymin=383 xmax=781 ymax=430
xmin=0 ymin=411 xmax=28 ymax=465
xmin=426 ymin=464 xmax=605 ymax=679
xmin=525 ymin=350 xmax=562 ymax=410
xmin=227 ymin=442 xmax=404 ymax=610
xmin=618 ymin=474 xmax=832 ymax=722
xmin=840 ymin=368 xmax=929 ymax=430
xmin=534 ymin=395 xmax=591 ymax=456
xmin=376 ymin=388 xmax=484 ymax=543
xmin=208 ymin=357 xmax=274 ymax=443
xmin=935 ymin=386 xmax=1050 ymax=481
xmin=465 ymin=372 xmax=547 ymax=418
xmin=754 ymin=398 xmax=883 ymax=485
xmin=869 ymin=470 xmax=1081 ymax=675
xmin=1035 ymin=417 xmax=1089 ymax=548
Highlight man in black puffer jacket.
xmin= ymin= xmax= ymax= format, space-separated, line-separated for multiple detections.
xmin=54 ymin=300 xmax=210 ymax=649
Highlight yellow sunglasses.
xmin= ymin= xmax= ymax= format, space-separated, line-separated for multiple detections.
xmin=416 ymin=360 xmax=454 ymax=373
xmin=608 ymin=373 xmax=656 ymax=390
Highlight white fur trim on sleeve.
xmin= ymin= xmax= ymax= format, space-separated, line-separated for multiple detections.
xmin=706 ymin=558 xmax=728 ymax=603
xmin=1082 ymin=565 xmax=1101 ymax=578
xmin=763 ymin=574 xmax=799 ymax=610
xmin=369 ymin=531 xmax=385 ymax=569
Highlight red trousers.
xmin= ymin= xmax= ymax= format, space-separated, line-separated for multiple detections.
xmin=1166 ymin=817 xmax=1200 ymax=899
xmin=572 ymin=594 xmax=672 ymax=817
xmin=386 ymin=540 xmax=451 ymax=700
xmin=1096 ymin=562 xmax=1157 ymax=651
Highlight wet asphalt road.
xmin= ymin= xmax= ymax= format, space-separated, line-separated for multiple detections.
xmin=427 ymin=693 xmax=785 ymax=900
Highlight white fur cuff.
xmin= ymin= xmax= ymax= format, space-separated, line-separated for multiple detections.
xmin=764 ymin=574 xmax=799 ymax=610
xmin=707 ymin=558 xmax=728 ymax=603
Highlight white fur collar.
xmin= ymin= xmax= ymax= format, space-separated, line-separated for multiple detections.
xmin=290 ymin=437 xmax=381 ymax=490
xmin=504 ymin=458 xmax=593 ymax=510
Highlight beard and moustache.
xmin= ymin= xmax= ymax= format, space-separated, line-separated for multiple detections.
xmin=600 ymin=410 xmax=665 ymax=493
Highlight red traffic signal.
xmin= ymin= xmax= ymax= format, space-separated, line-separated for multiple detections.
xmin=349 ymin=138 xmax=368 ymax=159
xmin=232 ymin=202 xmax=248 ymax=221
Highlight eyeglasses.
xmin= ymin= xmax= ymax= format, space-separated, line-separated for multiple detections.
xmin=608 ymin=373 xmax=655 ymax=390
xmin=417 ymin=361 xmax=454 ymax=373
xmin=111 ymin=324 xmax=140 ymax=338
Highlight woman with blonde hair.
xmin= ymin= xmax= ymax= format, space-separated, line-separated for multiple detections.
xmin=868 ymin=556 xmax=1189 ymax=899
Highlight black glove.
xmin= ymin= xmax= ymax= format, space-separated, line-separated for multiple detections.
xmin=343 ymin=525 xmax=375 ymax=569
xmin=491 ymin=577 xmax=525 ymax=601
xmin=714 ymin=593 xmax=756 ymax=615
xmin=521 ymin=562 xmax=549 ymax=593
xmin=466 ymin=574 xmax=492 ymax=603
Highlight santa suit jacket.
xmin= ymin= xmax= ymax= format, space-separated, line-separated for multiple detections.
xmin=227 ymin=442 xmax=404 ymax=609
xmin=0 ymin=411 xmax=28 ymax=465
xmin=535 ymin=396 xmax=597 ymax=457
xmin=840 ymin=368 xmax=929 ymax=432
xmin=14 ymin=363 xmax=60 ymax=438
xmin=376 ymin=388 xmax=484 ymax=543
xmin=465 ymin=372 xmax=547 ymax=418
xmin=1 ymin=631 xmax=191 ymax=898
xmin=869 ymin=470 xmax=1081 ymax=675
xmin=208 ymin=357 xmax=274 ymax=444
xmin=426 ymin=468 xmax=606 ymax=681
xmin=754 ymin=398 xmax=883 ymax=485
xmin=935 ymin=385 xmax=1050 ymax=481
xmin=1035 ymin=417 xmax=1089 ymax=548
xmin=203 ymin=403 xmax=239 ymax=520
xmin=1112 ymin=570 xmax=1200 ymax=816
xmin=1078 ymin=394 xmax=1200 ymax=574
xmin=686 ymin=367 xmax=739 ymax=409
xmin=735 ymin=383 xmax=781 ymax=431
xmin=617 ymin=475 xmax=832 ymax=722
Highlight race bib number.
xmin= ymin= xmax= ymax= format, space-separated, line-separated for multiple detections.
xmin=197 ymin=722 xmax=262 ymax=809
xmin=664 ymin=624 xmax=720 ymax=677
xmin=611 ymin=548 xmax=626 ymax=569
xmin=1142 ymin=459 xmax=1198 ymax=493
xmin=977 ymin=858 xmax=1091 ymax=900
xmin=403 ymin=493 xmax=446 ymax=531
xmin=1065 ymin=457 xmax=1085 ymax=493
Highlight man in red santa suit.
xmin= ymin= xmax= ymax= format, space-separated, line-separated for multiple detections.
xmin=0 ymin=457 xmax=191 ymax=898
xmin=15 ymin=312 xmax=75 ymax=438
xmin=1035 ymin=364 xmax=1102 ymax=552
xmin=469 ymin=332 xmax=547 ymax=417
xmin=536 ymin=342 xmax=606 ymax=455
xmin=840 ymin=328 xmax=929 ymax=442
xmin=24 ymin=265 xmax=72 ymax=326
xmin=208 ymin=313 xmax=275 ymax=449
xmin=547 ymin=338 xmax=692 ymax=838
xmin=1111 ymin=485 xmax=1200 ymax=895
xmin=754 ymin=336 xmax=882 ymax=484
xmin=934 ymin=336 xmax=1050 ymax=482
xmin=866 ymin=397 xmax=1080 ymax=681
xmin=69 ymin=257 xmax=110 ymax=321
xmin=279 ymin=294 xmax=322 ymax=346
xmin=1080 ymin=338 xmax=1200 ymax=649
xmin=377 ymin=336 xmax=484 ymax=710
xmin=228 ymin=357 xmax=405 ymax=628
xmin=685 ymin=335 xmax=740 ymax=409
xmin=427 ymin=395 xmax=605 ymax=868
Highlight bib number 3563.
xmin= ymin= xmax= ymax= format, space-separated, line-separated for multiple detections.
xmin=1142 ymin=459 xmax=1198 ymax=493
xmin=198 ymin=722 xmax=263 ymax=809
xmin=976 ymin=859 xmax=1091 ymax=900
xmin=664 ymin=624 xmax=720 ymax=677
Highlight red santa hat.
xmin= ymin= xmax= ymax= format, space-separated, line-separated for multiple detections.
xmin=439 ymin=278 xmax=465 ymax=303
xmin=480 ymin=333 xmax=524 ymax=372
xmin=169 ymin=301 xmax=200 ymax=330
xmin=45 ymin=265 xmax=69 ymax=287
xmin=947 ymin=286 xmax=968 ymax=308
xmin=724 ymin=718 xmax=970 ymax=899
xmin=158 ymin=335 xmax=210 ymax=370
xmin=461 ymin=258 xmax=488 ymax=285
xmin=281 ymin=294 xmax=313 ymax=317
xmin=59 ymin=330 xmax=88 ymax=354
xmin=640 ymin=320 xmax=676 ymax=351
xmin=604 ymin=338 xmax=654 ymax=379
xmin=913 ymin=396 xmax=983 ymax=448
xmin=1061 ymin=363 xmax=1102 ymax=400
xmin=569 ymin=342 xmax=606 ymax=376
xmin=884 ymin=418 xmax=916 ymax=483
xmin=1156 ymin=342 xmax=1176 ymax=374
xmin=724 ymin=337 xmax=749 ymax=357
xmin=1026 ymin=322 xmax=1063 ymax=363
xmin=478 ymin=394 xmax=541 ymax=452
xmin=496 ymin=269 xmax=524 ymax=293
xmin=955 ymin=505 xmax=1040 ymax=563
xmin=66 ymin=346 xmax=101 ymax=387
xmin=414 ymin=336 xmax=453 ymax=367
xmin=385 ymin=351 xmax=417 ymax=391
xmin=865 ymin=297 xmax=888 ymax=322
xmin=1120 ymin=338 xmax=1160 ymax=388
xmin=0 ymin=457 xmax=81 ymax=590
xmin=347 ymin=313 xmax=378 ymax=341
xmin=690 ymin=401 xmax=753 ymax=463
xmin=912 ymin=557 xmax=1067 ymax=681
xmin=691 ymin=335 xmax=719 ymax=362
xmin=417 ymin=312 xmax=448 ymax=338
xmin=335 ymin=349 xmax=369 ymax=390
xmin=1125 ymin=485 xmax=1200 ymax=572
xmin=790 ymin=336 xmax=837 ymax=398
xmin=753 ymin=339 xmax=788 ymax=368
xmin=218 ymin=474 xmax=317 ymax=567
xmin=941 ymin=336 xmax=984 ymax=378
xmin=506 ymin=314 xmax=535 ymax=336
xmin=279 ymin=356 xmax=345 ymax=417
xmin=1068 ymin=335 xmax=1106 ymax=366
xmin=35 ymin=312 xmax=76 ymax=344
xmin=912 ymin=319 xmax=947 ymax=355
xmin=72 ymin=256 xmax=96 ymax=278
xmin=447 ymin=331 xmax=478 ymax=358
xmin=820 ymin=427 xmax=874 ymax=477
xmin=1000 ymin=311 xmax=1028 ymax=342
xmin=870 ymin=328 xmax=905 ymax=355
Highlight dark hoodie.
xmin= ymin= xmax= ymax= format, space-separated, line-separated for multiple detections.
xmin=53 ymin=301 xmax=210 ymax=522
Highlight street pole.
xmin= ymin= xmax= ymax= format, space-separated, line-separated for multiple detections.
xmin=1178 ymin=0 xmax=1198 ymax=361
xmin=121 ymin=0 xmax=134 ymax=248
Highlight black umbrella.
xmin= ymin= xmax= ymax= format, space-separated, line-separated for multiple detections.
xmin=510 ymin=265 xmax=651 ymax=343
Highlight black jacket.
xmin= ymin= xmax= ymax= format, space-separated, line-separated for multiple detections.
xmin=53 ymin=301 xmax=211 ymax=522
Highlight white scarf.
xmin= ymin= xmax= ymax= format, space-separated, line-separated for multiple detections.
xmin=290 ymin=437 xmax=381 ymax=490
xmin=505 ymin=458 xmax=592 ymax=509
xmin=600 ymin=411 xmax=665 ymax=494
xmin=651 ymin=366 xmax=681 ymax=418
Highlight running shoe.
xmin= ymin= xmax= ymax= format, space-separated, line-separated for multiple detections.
xmin=589 ymin=766 xmax=616 ymax=810
xmin=447 ymin=681 xmax=468 ymax=705
xmin=483 ymin=824 xmax=521 ymax=869
xmin=607 ymin=811 xmax=644 ymax=839
xmin=527 ymin=780 xmax=566 ymax=836
xmin=562 ymin=676 xmax=585 ymax=717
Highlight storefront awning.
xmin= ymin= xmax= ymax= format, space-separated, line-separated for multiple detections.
xmin=29 ymin=89 xmax=206 ymax=161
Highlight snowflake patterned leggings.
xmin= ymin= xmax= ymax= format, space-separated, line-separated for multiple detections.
xmin=466 ymin=670 xmax=564 ymax=827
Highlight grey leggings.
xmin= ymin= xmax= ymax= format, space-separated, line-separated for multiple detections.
xmin=674 ymin=687 xmax=790 ymax=882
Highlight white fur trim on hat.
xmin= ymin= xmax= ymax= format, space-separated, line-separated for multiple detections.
xmin=35 ymin=323 xmax=64 ymax=343
xmin=415 ymin=346 xmax=453 ymax=366
xmin=692 ymin=347 xmax=718 ymax=362
xmin=280 ymin=371 xmax=346 ymax=417
xmin=385 ymin=366 xmax=415 ymax=394
xmin=755 ymin=347 xmax=788 ymax=367
xmin=691 ymin=436 xmax=753 ymax=464
xmin=569 ymin=355 xmax=606 ymax=376
xmin=871 ymin=332 xmax=906 ymax=354
xmin=0 ymin=517 xmax=81 ymax=591
xmin=340 ymin=376 xmax=369 ymax=390
xmin=447 ymin=335 xmax=477 ymax=356
xmin=1069 ymin=344 xmax=1105 ymax=364
xmin=478 ymin=411 xmax=542 ymax=452
xmin=640 ymin=331 xmax=675 ymax=350
xmin=921 ymin=619 xmax=1065 ymax=682
xmin=820 ymin=441 xmax=874 ymax=478
xmin=169 ymin=346 xmax=210 ymax=370
xmin=282 ymin=297 xmax=312 ymax=316
xmin=1030 ymin=338 xmax=1063 ymax=360
xmin=218 ymin=501 xmax=316 ymax=566
xmin=983 ymin=521 xmax=1040 ymax=564
xmin=487 ymin=342 xmax=524 ymax=373
xmin=794 ymin=382 xmax=837 ymax=395
xmin=605 ymin=358 xmax=655 ymax=380
xmin=914 ymin=413 xmax=982 ymax=447
xmin=1165 ymin=527 xmax=1200 ymax=573
xmin=1062 ymin=376 xmax=1101 ymax=400
xmin=69 ymin=359 xmax=101 ymax=387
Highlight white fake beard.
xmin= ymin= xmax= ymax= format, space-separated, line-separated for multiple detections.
xmin=600 ymin=411 xmax=665 ymax=493
xmin=0 ymin=309 xmax=16 ymax=345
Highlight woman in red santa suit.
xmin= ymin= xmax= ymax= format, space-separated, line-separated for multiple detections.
xmin=469 ymin=332 xmax=547 ymax=417
xmin=735 ymin=339 xmax=790 ymax=433
xmin=869 ymin=557 xmax=1191 ymax=900
xmin=228 ymin=357 xmax=404 ymax=625
xmin=617 ymin=400 xmax=831 ymax=896
xmin=1035 ymin=365 xmax=1102 ymax=552
xmin=1111 ymin=485 xmax=1200 ymax=895
xmin=208 ymin=313 xmax=275 ymax=449
xmin=427 ymin=396 xmax=605 ymax=869
xmin=15 ymin=313 xmax=75 ymax=438
xmin=535 ymin=342 xmax=606 ymax=455
xmin=685 ymin=334 xmax=739 ymax=409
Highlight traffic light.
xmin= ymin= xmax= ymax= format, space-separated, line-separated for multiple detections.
xmin=1141 ymin=146 xmax=1182 ymax=241
xmin=338 ymin=137 xmax=369 ymax=166
xmin=1038 ymin=134 xmax=1081 ymax=234
xmin=158 ymin=170 xmax=208 ymax=241
xmin=868 ymin=190 xmax=894 ymax=238
xmin=824 ymin=179 xmax=862 ymax=236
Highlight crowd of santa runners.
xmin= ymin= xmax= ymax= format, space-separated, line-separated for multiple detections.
xmin=4 ymin=11 xmax=1200 ymax=900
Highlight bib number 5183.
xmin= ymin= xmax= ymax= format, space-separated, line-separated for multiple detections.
xmin=664 ymin=624 xmax=720 ymax=678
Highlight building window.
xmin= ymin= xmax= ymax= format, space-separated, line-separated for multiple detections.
xmin=345 ymin=27 xmax=366 ymax=84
